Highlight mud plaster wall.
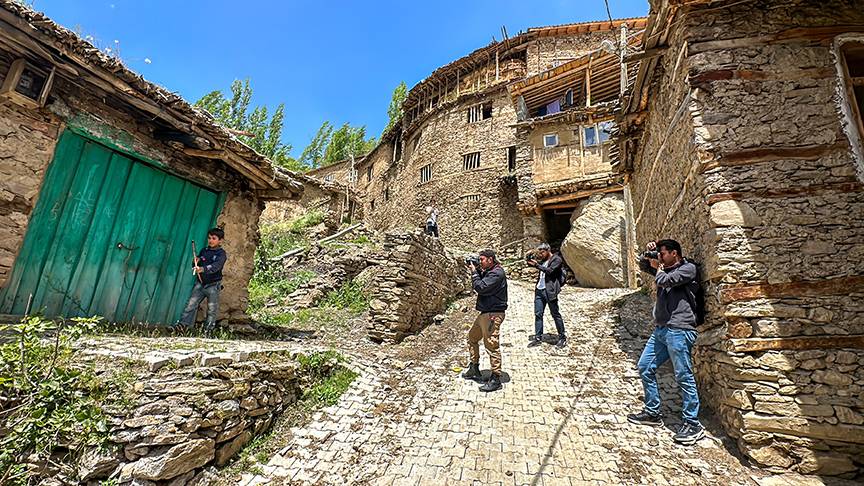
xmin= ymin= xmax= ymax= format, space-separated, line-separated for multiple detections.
xmin=526 ymin=31 xmax=619 ymax=75
xmin=0 ymin=48 xmax=258 ymax=321
xmin=628 ymin=0 xmax=864 ymax=476
xmin=528 ymin=119 xmax=614 ymax=186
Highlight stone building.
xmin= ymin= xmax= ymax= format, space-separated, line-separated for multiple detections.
xmin=0 ymin=1 xmax=301 ymax=324
xmin=351 ymin=19 xmax=647 ymax=259
xmin=617 ymin=0 xmax=864 ymax=476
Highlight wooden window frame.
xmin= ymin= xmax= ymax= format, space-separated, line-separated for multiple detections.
xmin=543 ymin=133 xmax=559 ymax=148
xmin=836 ymin=36 xmax=864 ymax=171
xmin=462 ymin=151 xmax=481 ymax=171
xmin=420 ymin=164 xmax=432 ymax=184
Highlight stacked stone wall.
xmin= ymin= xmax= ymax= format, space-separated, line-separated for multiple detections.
xmin=367 ymin=231 xmax=468 ymax=343
xmin=527 ymin=31 xmax=619 ymax=75
xmin=0 ymin=48 xmax=261 ymax=322
xmin=625 ymin=0 xmax=864 ymax=476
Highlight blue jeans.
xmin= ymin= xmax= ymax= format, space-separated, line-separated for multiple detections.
xmin=534 ymin=289 xmax=565 ymax=338
xmin=179 ymin=281 xmax=221 ymax=330
xmin=637 ymin=326 xmax=700 ymax=426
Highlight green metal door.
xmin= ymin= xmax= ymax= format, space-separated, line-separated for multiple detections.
xmin=0 ymin=131 xmax=223 ymax=324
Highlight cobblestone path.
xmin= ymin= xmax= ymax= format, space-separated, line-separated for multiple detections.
xmin=244 ymin=283 xmax=768 ymax=485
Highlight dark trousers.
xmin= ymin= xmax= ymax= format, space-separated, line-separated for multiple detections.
xmin=425 ymin=222 xmax=439 ymax=237
xmin=534 ymin=289 xmax=565 ymax=338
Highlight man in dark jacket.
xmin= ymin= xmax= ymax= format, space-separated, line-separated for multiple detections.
xmin=527 ymin=243 xmax=566 ymax=348
xmin=178 ymin=228 xmax=227 ymax=335
xmin=462 ymin=249 xmax=508 ymax=392
xmin=627 ymin=239 xmax=704 ymax=446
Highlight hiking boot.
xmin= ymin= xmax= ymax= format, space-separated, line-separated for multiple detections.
xmin=555 ymin=337 xmax=567 ymax=348
xmin=527 ymin=337 xmax=542 ymax=348
xmin=479 ymin=373 xmax=502 ymax=392
xmin=462 ymin=362 xmax=482 ymax=382
xmin=626 ymin=410 xmax=663 ymax=427
xmin=674 ymin=423 xmax=705 ymax=445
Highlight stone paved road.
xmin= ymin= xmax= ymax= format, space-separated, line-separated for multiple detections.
xmin=241 ymin=283 xmax=769 ymax=485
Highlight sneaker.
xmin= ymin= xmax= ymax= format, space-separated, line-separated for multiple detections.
xmin=555 ymin=337 xmax=567 ymax=348
xmin=626 ymin=410 xmax=664 ymax=427
xmin=462 ymin=362 xmax=482 ymax=382
xmin=527 ymin=338 xmax=542 ymax=348
xmin=674 ymin=423 xmax=705 ymax=445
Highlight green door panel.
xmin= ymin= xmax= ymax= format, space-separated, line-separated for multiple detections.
xmin=0 ymin=131 xmax=224 ymax=324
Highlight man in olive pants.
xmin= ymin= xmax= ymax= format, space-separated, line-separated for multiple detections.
xmin=462 ymin=249 xmax=509 ymax=392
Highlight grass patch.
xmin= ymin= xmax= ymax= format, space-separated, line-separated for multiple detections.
xmin=224 ymin=351 xmax=357 ymax=477
xmin=248 ymin=270 xmax=315 ymax=314
xmin=320 ymin=280 xmax=369 ymax=313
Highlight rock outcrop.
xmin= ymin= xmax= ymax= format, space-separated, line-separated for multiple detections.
xmin=560 ymin=193 xmax=626 ymax=288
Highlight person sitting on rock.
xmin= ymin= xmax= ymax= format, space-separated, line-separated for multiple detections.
xmin=627 ymin=239 xmax=704 ymax=446
xmin=462 ymin=249 xmax=508 ymax=392
xmin=527 ymin=243 xmax=567 ymax=349
xmin=424 ymin=206 xmax=439 ymax=238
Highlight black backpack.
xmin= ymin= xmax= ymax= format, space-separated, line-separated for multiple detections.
xmin=684 ymin=259 xmax=706 ymax=325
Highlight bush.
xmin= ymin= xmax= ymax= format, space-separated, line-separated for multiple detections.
xmin=320 ymin=280 xmax=369 ymax=314
xmin=248 ymin=270 xmax=315 ymax=313
xmin=0 ymin=316 xmax=108 ymax=485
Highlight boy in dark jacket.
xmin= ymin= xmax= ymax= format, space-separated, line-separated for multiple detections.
xmin=178 ymin=228 xmax=227 ymax=334
xmin=462 ymin=249 xmax=508 ymax=392
xmin=527 ymin=242 xmax=567 ymax=348
xmin=627 ymin=239 xmax=704 ymax=446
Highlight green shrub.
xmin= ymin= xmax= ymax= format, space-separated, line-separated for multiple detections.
xmin=320 ymin=280 xmax=369 ymax=314
xmin=248 ymin=270 xmax=315 ymax=313
xmin=0 ymin=316 xmax=108 ymax=485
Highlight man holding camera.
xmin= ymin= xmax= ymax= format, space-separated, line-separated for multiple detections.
xmin=527 ymin=243 xmax=567 ymax=348
xmin=462 ymin=249 xmax=508 ymax=392
xmin=627 ymin=239 xmax=704 ymax=445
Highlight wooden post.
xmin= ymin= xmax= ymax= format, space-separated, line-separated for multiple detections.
xmin=495 ymin=49 xmax=500 ymax=81
xmin=586 ymin=55 xmax=593 ymax=107
xmin=457 ymin=70 xmax=460 ymax=97
xmin=619 ymin=24 xmax=628 ymax=95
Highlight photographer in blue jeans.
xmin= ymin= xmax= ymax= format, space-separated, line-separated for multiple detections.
xmin=626 ymin=239 xmax=704 ymax=446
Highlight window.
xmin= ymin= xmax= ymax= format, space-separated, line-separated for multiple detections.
xmin=543 ymin=133 xmax=559 ymax=148
xmin=348 ymin=168 xmax=358 ymax=184
xmin=599 ymin=121 xmax=614 ymax=143
xmin=467 ymin=102 xmax=492 ymax=123
xmin=420 ymin=164 xmax=432 ymax=183
xmin=384 ymin=188 xmax=390 ymax=201
xmin=370 ymin=199 xmax=375 ymax=211
xmin=324 ymin=174 xmax=334 ymax=182
xmin=462 ymin=194 xmax=481 ymax=202
xmin=583 ymin=126 xmax=597 ymax=147
xmin=462 ymin=152 xmax=481 ymax=170
xmin=394 ymin=137 xmax=403 ymax=161
xmin=840 ymin=41 xmax=864 ymax=150
xmin=367 ymin=165 xmax=373 ymax=182
xmin=413 ymin=135 xmax=421 ymax=151
xmin=507 ymin=146 xmax=517 ymax=172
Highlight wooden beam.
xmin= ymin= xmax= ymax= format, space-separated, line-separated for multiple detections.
xmin=623 ymin=46 xmax=669 ymax=64
xmin=182 ymin=148 xmax=225 ymax=159
xmin=255 ymin=189 xmax=301 ymax=200
xmin=538 ymin=184 xmax=623 ymax=206
xmin=720 ymin=275 xmax=864 ymax=304
xmin=729 ymin=335 xmax=864 ymax=353
xmin=585 ymin=55 xmax=593 ymax=107
xmin=700 ymin=142 xmax=847 ymax=173
xmin=688 ymin=26 xmax=864 ymax=55
xmin=689 ymin=67 xmax=836 ymax=86
xmin=706 ymin=180 xmax=863 ymax=205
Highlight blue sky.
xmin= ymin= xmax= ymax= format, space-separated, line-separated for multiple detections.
xmin=35 ymin=0 xmax=648 ymax=157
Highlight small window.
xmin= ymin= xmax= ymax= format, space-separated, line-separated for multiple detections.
xmin=840 ymin=41 xmax=864 ymax=149
xmin=324 ymin=174 xmax=334 ymax=182
xmin=394 ymin=137 xmax=402 ymax=161
xmin=384 ymin=188 xmax=390 ymax=201
xmin=348 ymin=168 xmax=358 ymax=184
xmin=413 ymin=135 xmax=421 ymax=151
xmin=543 ymin=133 xmax=559 ymax=148
xmin=599 ymin=121 xmax=614 ymax=143
xmin=583 ymin=126 xmax=597 ymax=147
xmin=462 ymin=194 xmax=481 ymax=202
xmin=467 ymin=103 xmax=492 ymax=123
xmin=462 ymin=152 xmax=481 ymax=170
xmin=420 ymin=164 xmax=432 ymax=183
xmin=507 ymin=146 xmax=517 ymax=172
xmin=366 ymin=165 xmax=373 ymax=182
xmin=370 ymin=199 xmax=375 ymax=211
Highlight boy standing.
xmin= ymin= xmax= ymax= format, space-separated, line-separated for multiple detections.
xmin=178 ymin=228 xmax=227 ymax=334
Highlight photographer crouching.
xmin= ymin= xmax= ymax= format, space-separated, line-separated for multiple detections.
xmin=526 ymin=243 xmax=566 ymax=348
xmin=461 ymin=249 xmax=508 ymax=392
xmin=626 ymin=239 xmax=704 ymax=445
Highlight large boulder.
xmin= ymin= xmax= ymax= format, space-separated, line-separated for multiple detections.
xmin=560 ymin=193 xmax=626 ymax=288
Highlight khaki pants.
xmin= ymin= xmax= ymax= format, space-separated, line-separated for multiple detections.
xmin=468 ymin=312 xmax=505 ymax=375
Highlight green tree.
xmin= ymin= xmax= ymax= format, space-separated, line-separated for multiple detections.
xmin=195 ymin=79 xmax=304 ymax=171
xmin=384 ymin=81 xmax=407 ymax=134
xmin=298 ymin=121 xmax=333 ymax=169
xmin=322 ymin=124 xmax=376 ymax=166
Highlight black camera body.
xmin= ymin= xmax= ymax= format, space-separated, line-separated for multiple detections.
xmin=465 ymin=255 xmax=481 ymax=267
xmin=642 ymin=250 xmax=660 ymax=260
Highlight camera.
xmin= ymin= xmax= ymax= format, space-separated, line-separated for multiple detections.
xmin=525 ymin=249 xmax=539 ymax=263
xmin=641 ymin=250 xmax=660 ymax=260
xmin=464 ymin=255 xmax=481 ymax=267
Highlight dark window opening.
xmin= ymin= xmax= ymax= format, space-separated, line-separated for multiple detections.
xmin=370 ymin=199 xmax=375 ymax=211
xmin=394 ymin=137 xmax=403 ymax=161
xmin=367 ymin=165 xmax=373 ymax=182
xmin=482 ymin=103 xmax=493 ymax=119
xmin=542 ymin=208 xmax=573 ymax=252
xmin=384 ymin=188 xmax=390 ymax=201
xmin=467 ymin=102 xmax=492 ymax=123
xmin=420 ymin=164 xmax=432 ymax=183
xmin=507 ymin=146 xmax=517 ymax=172
xmin=841 ymin=41 xmax=864 ymax=145
xmin=462 ymin=152 xmax=481 ymax=171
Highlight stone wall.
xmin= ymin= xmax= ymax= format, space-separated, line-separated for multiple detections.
xmin=261 ymin=181 xmax=349 ymax=232
xmin=526 ymin=31 xmax=619 ymax=75
xmin=622 ymin=0 xmax=864 ymax=477
xmin=368 ymin=231 xmax=468 ymax=343
xmin=74 ymin=347 xmax=326 ymax=485
xmin=0 ymin=47 xmax=262 ymax=323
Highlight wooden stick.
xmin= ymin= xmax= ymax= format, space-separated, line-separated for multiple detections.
xmin=268 ymin=223 xmax=364 ymax=262
xmin=191 ymin=240 xmax=203 ymax=283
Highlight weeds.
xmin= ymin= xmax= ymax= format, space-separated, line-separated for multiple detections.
xmin=320 ymin=280 xmax=369 ymax=313
xmin=248 ymin=270 xmax=315 ymax=313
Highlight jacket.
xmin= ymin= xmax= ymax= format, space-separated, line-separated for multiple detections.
xmin=534 ymin=253 xmax=564 ymax=301
xmin=198 ymin=246 xmax=227 ymax=286
xmin=472 ymin=264 xmax=508 ymax=313
xmin=640 ymin=258 xmax=699 ymax=331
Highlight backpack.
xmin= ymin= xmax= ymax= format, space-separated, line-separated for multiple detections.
xmin=558 ymin=261 xmax=568 ymax=286
xmin=684 ymin=259 xmax=706 ymax=325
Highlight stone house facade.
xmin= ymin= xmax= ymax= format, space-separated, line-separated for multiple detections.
xmin=0 ymin=2 xmax=301 ymax=324
xmin=617 ymin=0 xmax=864 ymax=477
xmin=348 ymin=18 xmax=646 ymax=258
